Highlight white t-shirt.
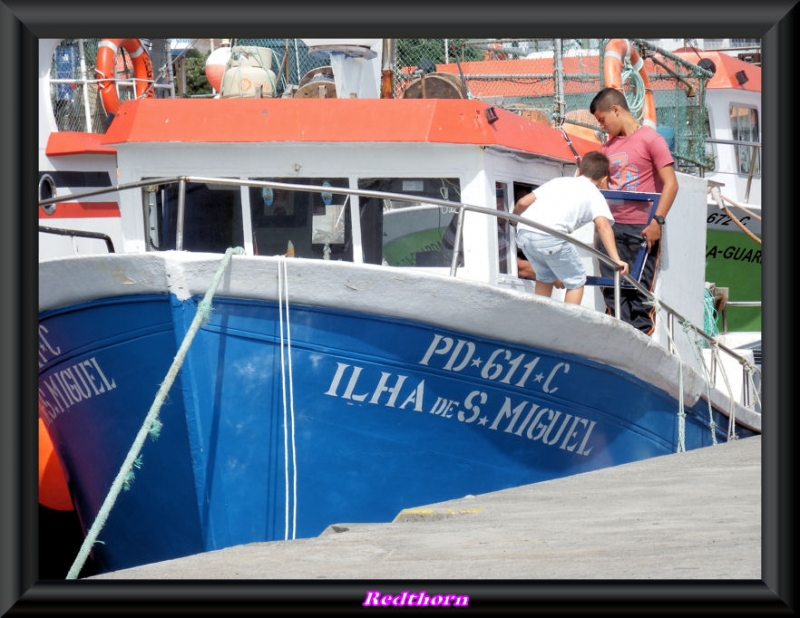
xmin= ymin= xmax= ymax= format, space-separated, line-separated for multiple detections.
xmin=516 ymin=175 xmax=614 ymax=238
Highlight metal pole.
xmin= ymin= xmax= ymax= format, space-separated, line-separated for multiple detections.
xmin=294 ymin=39 xmax=301 ymax=85
xmin=744 ymin=144 xmax=758 ymax=203
xmin=553 ymin=39 xmax=565 ymax=127
xmin=449 ymin=209 xmax=465 ymax=277
xmin=176 ymin=178 xmax=186 ymax=251
xmin=381 ymin=39 xmax=395 ymax=99
xmin=77 ymin=39 xmax=94 ymax=131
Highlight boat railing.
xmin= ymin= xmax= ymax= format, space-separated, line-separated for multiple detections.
xmin=38 ymin=225 xmax=116 ymax=253
xmin=50 ymin=72 xmax=174 ymax=133
xmin=39 ymin=175 xmax=761 ymax=413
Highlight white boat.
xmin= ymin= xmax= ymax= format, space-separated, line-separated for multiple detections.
xmin=37 ymin=38 xmax=761 ymax=576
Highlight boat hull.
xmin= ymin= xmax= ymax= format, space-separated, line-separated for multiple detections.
xmin=705 ymin=224 xmax=762 ymax=333
xmin=38 ymin=254 xmax=757 ymax=573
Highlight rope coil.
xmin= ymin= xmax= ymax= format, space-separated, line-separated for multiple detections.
xmin=620 ymin=62 xmax=646 ymax=121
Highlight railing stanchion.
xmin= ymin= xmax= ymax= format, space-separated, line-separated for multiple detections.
xmin=176 ymin=177 xmax=186 ymax=251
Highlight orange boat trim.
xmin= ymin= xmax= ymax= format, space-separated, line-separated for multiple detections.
xmin=46 ymin=131 xmax=117 ymax=157
xmin=39 ymin=201 xmax=121 ymax=219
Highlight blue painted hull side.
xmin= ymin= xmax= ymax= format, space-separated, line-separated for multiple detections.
xmin=38 ymin=297 xmax=206 ymax=572
xmin=39 ymin=294 xmax=754 ymax=573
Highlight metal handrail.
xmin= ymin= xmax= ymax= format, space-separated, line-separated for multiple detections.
xmin=38 ymin=225 xmax=116 ymax=253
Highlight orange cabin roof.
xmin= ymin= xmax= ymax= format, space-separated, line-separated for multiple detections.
xmin=102 ymin=97 xmax=598 ymax=162
xmin=671 ymin=50 xmax=760 ymax=92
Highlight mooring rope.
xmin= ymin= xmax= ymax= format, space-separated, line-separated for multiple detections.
xmin=744 ymin=363 xmax=762 ymax=411
xmin=66 ymin=247 xmax=244 ymax=579
xmin=709 ymin=186 xmax=761 ymax=245
xmin=644 ymin=297 xmax=686 ymax=452
xmin=277 ymin=257 xmax=298 ymax=540
xmin=643 ymin=286 xmax=757 ymax=451
xmin=680 ymin=319 xmax=719 ymax=446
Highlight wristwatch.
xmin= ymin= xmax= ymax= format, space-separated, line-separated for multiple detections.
xmin=653 ymin=215 xmax=666 ymax=226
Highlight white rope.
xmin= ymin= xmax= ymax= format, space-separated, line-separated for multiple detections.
xmin=277 ymin=257 xmax=298 ymax=540
xmin=716 ymin=348 xmax=739 ymax=441
xmin=645 ymin=297 xmax=686 ymax=452
xmin=689 ymin=325 xmax=737 ymax=441
xmin=680 ymin=319 xmax=719 ymax=446
xmin=620 ymin=61 xmax=646 ymax=121
xmin=647 ymin=292 xmax=754 ymax=448
xmin=744 ymin=364 xmax=762 ymax=411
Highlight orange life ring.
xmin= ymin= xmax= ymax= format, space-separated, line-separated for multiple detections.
xmin=95 ymin=38 xmax=154 ymax=116
xmin=603 ymin=39 xmax=657 ymax=129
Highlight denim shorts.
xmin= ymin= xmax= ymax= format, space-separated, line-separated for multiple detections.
xmin=517 ymin=231 xmax=586 ymax=289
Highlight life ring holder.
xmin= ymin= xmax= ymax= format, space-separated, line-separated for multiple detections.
xmin=95 ymin=38 xmax=154 ymax=116
xmin=603 ymin=39 xmax=657 ymax=129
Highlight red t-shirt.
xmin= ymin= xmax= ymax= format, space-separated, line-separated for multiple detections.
xmin=601 ymin=127 xmax=674 ymax=224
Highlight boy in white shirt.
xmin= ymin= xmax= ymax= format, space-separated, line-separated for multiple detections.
xmin=514 ymin=151 xmax=628 ymax=304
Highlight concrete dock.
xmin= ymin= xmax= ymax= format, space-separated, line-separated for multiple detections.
xmin=90 ymin=435 xmax=761 ymax=580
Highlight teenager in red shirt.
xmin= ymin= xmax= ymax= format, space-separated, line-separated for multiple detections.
xmin=590 ymin=87 xmax=679 ymax=335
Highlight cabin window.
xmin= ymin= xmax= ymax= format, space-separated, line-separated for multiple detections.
xmin=144 ymin=180 xmax=244 ymax=253
xmin=249 ymin=178 xmax=351 ymax=260
xmin=730 ymin=105 xmax=760 ymax=177
xmin=357 ymin=177 xmax=462 ymax=267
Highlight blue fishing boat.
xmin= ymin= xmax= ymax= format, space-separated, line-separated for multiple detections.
xmin=38 ymin=37 xmax=761 ymax=576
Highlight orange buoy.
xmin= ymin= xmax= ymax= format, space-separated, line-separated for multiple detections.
xmin=603 ymin=39 xmax=657 ymax=129
xmin=38 ymin=415 xmax=73 ymax=511
xmin=95 ymin=38 xmax=154 ymax=116
xmin=204 ymin=42 xmax=232 ymax=92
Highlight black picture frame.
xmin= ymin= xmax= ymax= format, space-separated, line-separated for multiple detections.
xmin=3 ymin=2 xmax=794 ymax=614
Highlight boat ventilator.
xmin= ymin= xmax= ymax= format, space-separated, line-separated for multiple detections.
xmin=65 ymin=246 xmax=245 ymax=579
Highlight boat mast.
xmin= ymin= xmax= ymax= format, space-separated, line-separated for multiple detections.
xmin=553 ymin=38 xmax=566 ymax=128
xmin=381 ymin=39 xmax=395 ymax=99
